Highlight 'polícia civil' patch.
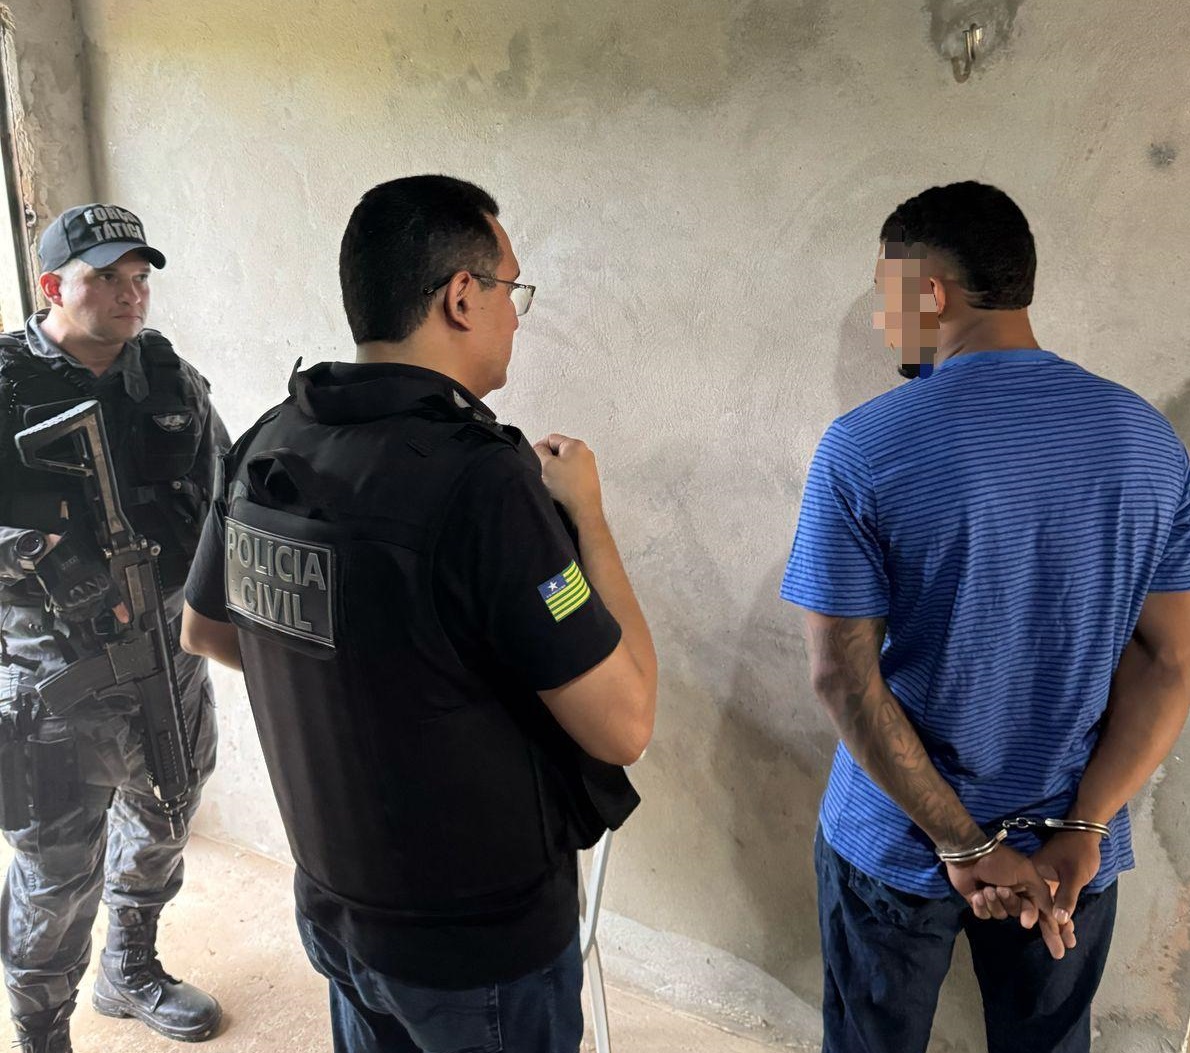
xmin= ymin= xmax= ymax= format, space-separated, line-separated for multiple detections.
xmin=225 ymin=518 xmax=335 ymax=647
xmin=537 ymin=561 xmax=591 ymax=622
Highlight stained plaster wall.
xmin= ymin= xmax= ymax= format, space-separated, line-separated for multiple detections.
xmin=16 ymin=1 xmax=1190 ymax=1048
xmin=2 ymin=0 xmax=92 ymax=244
xmin=0 ymin=0 xmax=93 ymax=334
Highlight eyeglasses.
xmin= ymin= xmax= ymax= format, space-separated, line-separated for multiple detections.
xmin=422 ymin=272 xmax=536 ymax=316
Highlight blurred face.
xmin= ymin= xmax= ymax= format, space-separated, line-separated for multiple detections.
xmin=43 ymin=250 xmax=152 ymax=347
xmin=873 ymin=245 xmax=940 ymax=375
xmin=472 ymin=216 xmax=522 ymax=393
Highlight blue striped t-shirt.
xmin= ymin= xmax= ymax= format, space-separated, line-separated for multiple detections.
xmin=782 ymin=349 xmax=1190 ymax=896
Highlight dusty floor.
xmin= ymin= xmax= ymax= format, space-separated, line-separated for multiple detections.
xmin=0 ymin=835 xmax=773 ymax=1052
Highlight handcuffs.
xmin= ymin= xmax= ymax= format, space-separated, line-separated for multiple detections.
xmin=935 ymin=817 xmax=1111 ymax=865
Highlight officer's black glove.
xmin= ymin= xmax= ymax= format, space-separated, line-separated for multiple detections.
xmin=33 ymin=533 xmax=124 ymax=624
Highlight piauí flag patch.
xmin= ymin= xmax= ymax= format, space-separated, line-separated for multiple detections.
xmin=537 ymin=560 xmax=591 ymax=623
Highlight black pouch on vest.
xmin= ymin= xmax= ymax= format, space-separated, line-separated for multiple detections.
xmin=530 ymin=733 xmax=640 ymax=851
xmin=0 ymin=692 xmax=35 ymax=830
xmin=28 ymin=732 xmax=80 ymax=822
xmin=0 ymin=728 xmax=31 ymax=830
xmin=575 ymin=752 xmax=640 ymax=833
xmin=135 ymin=404 xmax=203 ymax=482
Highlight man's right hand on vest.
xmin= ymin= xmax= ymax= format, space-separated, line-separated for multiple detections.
xmin=533 ymin=433 xmax=604 ymax=527
xmin=35 ymin=533 xmax=130 ymax=624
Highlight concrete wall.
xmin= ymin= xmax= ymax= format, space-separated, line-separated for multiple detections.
xmin=2 ymin=0 xmax=93 ymax=239
xmin=19 ymin=0 xmax=1190 ymax=1048
xmin=0 ymin=0 xmax=94 ymax=329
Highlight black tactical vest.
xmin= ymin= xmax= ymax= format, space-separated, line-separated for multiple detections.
xmin=222 ymin=369 xmax=639 ymax=916
xmin=0 ymin=330 xmax=209 ymax=593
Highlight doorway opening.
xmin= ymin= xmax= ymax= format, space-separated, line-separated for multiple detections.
xmin=0 ymin=8 xmax=37 ymax=331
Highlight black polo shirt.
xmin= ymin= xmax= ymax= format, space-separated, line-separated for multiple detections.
xmin=185 ymin=362 xmax=623 ymax=986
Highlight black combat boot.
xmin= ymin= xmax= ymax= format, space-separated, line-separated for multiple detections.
xmin=12 ymin=998 xmax=74 ymax=1053
xmin=92 ymin=906 xmax=222 ymax=1042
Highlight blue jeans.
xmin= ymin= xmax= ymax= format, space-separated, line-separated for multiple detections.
xmin=815 ymin=828 xmax=1117 ymax=1053
xmin=296 ymin=912 xmax=584 ymax=1053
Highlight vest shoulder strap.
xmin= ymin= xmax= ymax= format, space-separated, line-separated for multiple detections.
xmin=0 ymin=337 xmax=51 ymax=425
xmin=0 ymin=332 xmax=36 ymax=375
xmin=137 ymin=328 xmax=180 ymax=367
xmin=138 ymin=329 xmax=214 ymax=394
xmin=220 ymin=403 xmax=285 ymax=504
xmin=0 ymin=338 xmax=34 ymax=509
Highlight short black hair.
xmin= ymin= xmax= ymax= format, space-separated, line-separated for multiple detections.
xmin=879 ymin=181 xmax=1036 ymax=310
xmin=339 ymin=175 xmax=501 ymax=344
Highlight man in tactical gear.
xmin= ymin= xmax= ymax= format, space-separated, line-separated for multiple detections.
xmin=0 ymin=205 xmax=226 ymax=1051
xmin=182 ymin=175 xmax=657 ymax=1053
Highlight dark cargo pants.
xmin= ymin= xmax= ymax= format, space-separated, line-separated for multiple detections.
xmin=0 ymin=642 xmax=217 ymax=1019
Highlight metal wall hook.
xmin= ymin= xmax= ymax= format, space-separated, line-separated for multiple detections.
xmin=953 ymin=23 xmax=984 ymax=83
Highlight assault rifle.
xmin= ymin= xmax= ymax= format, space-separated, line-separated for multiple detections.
xmin=14 ymin=399 xmax=195 ymax=837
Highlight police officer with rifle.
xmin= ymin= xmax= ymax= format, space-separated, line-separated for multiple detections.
xmin=182 ymin=175 xmax=658 ymax=1053
xmin=0 ymin=205 xmax=225 ymax=1052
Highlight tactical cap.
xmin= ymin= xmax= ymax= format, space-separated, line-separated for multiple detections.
xmin=38 ymin=203 xmax=166 ymax=272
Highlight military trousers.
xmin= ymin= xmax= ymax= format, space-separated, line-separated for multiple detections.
xmin=0 ymin=641 xmax=217 ymax=1019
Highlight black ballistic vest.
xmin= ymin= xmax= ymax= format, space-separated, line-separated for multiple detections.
xmin=0 ymin=330 xmax=209 ymax=593
xmin=223 ymin=366 xmax=638 ymax=915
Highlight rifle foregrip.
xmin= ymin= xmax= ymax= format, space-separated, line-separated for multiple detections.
xmin=146 ymin=726 xmax=188 ymax=800
xmin=137 ymin=656 xmax=194 ymax=794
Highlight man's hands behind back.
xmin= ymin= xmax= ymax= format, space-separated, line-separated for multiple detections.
xmin=946 ymin=843 xmax=1077 ymax=960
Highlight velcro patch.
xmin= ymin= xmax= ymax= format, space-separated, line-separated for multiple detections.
xmin=537 ymin=560 xmax=591 ymax=623
xmin=153 ymin=412 xmax=192 ymax=432
xmin=225 ymin=518 xmax=335 ymax=646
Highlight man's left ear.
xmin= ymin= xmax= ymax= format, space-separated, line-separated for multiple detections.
xmin=442 ymin=270 xmax=477 ymax=331
xmin=38 ymin=272 xmax=63 ymax=306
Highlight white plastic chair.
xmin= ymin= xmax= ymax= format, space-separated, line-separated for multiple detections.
xmin=579 ymin=830 xmax=614 ymax=1053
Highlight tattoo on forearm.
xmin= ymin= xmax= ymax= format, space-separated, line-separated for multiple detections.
xmin=806 ymin=615 xmax=977 ymax=849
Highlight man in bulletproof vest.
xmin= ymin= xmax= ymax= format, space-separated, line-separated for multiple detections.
xmin=0 ymin=205 xmax=225 ymax=1052
xmin=181 ymin=174 xmax=657 ymax=1053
